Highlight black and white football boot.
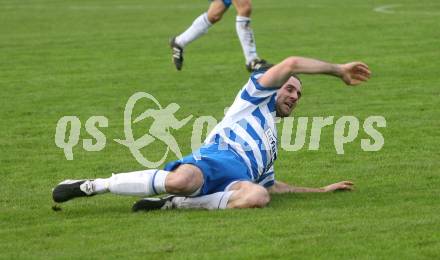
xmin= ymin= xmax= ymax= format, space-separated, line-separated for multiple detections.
xmin=246 ymin=59 xmax=273 ymax=72
xmin=170 ymin=37 xmax=184 ymax=71
xmin=52 ymin=180 xmax=95 ymax=203
xmin=132 ymin=196 xmax=174 ymax=212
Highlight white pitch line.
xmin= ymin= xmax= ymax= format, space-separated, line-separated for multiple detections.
xmin=374 ymin=4 xmax=440 ymax=16
xmin=374 ymin=4 xmax=400 ymax=14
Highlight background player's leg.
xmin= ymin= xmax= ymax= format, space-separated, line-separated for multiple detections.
xmin=233 ymin=0 xmax=259 ymax=65
xmin=171 ymin=1 xmax=227 ymax=70
xmin=175 ymin=1 xmax=226 ymax=48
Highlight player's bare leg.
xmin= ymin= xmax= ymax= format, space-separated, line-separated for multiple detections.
xmin=207 ymin=0 xmax=228 ymax=24
xmin=224 ymin=181 xmax=270 ymax=208
xmin=164 ymin=164 xmax=204 ymax=195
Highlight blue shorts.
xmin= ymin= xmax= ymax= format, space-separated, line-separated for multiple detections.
xmin=210 ymin=0 xmax=232 ymax=8
xmin=164 ymin=143 xmax=251 ymax=195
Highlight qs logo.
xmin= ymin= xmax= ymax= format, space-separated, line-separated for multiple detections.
xmin=55 ymin=92 xmax=386 ymax=168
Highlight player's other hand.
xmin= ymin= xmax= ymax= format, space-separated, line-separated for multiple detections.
xmin=339 ymin=62 xmax=371 ymax=86
xmin=323 ymin=181 xmax=354 ymax=192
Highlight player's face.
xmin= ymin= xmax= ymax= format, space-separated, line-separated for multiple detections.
xmin=276 ymin=77 xmax=302 ymax=117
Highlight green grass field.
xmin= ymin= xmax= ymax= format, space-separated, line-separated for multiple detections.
xmin=1 ymin=0 xmax=439 ymax=258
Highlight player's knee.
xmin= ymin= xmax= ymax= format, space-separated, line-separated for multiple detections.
xmin=207 ymin=12 xmax=223 ymax=23
xmin=236 ymin=2 xmax=252 ymax=17
xmin=249 ymin=187 xmax=270 ymax=208
xmin=165 ymin=170 xmax=202 ymax=195
xmin=242 ymin=184 xmax=270 ymax=208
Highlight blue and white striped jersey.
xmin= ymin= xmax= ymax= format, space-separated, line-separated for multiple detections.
xmin=205 ymin=72 xmax=278 ymax=187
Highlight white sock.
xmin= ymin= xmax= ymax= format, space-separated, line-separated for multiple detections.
xmin=171 ymin=191 xmax=234 ymax=210
xmin=91 ymin=178 xmax=110 ymax=194
xmin=92 ymin=170 xmax=169 ymax=197
xmin=176 ymin=12 xmax=212 ymax=47
xmin=235 ymin=16 xmax=259 ymax=64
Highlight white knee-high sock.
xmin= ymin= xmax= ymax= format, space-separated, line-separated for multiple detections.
xmin=171 ymin=191 xmax=234 ymax=210
xmin=92 ymin=178 xmax=111 ymax=194
xmin=176 ymin=12 xmax=212 ymax=47
xmin=91 ymin=170 xmax=169 ymax=197
xmin=235 ymin=16 xmax=259 ymax=64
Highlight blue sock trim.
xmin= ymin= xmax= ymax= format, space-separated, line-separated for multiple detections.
xmin=151 ymin=170 xmax=159 ymax=195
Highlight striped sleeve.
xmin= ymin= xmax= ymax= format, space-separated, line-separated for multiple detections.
xmin=258 ymin=166 xmax=275 ymax=188
xmin=240 ymin=72 xmax=279 ymax=105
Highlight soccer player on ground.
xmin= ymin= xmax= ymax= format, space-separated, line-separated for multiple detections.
xmin=52 ymin=56 xmax=371 ymax=211
xmin=170 ymin=0 xmax=271 ymax=72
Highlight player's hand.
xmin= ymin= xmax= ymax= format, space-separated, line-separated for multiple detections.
xmin=322 ymin=181 xmax=354 ymax=192
xmin=339 ymin=62 xmax=371 ymax=86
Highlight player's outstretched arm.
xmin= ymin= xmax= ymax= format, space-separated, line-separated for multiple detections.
xmin=258 ymin=56 xmax=371 ymax=88
xmin=267 ymin=180 xmax=354 ymax=194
